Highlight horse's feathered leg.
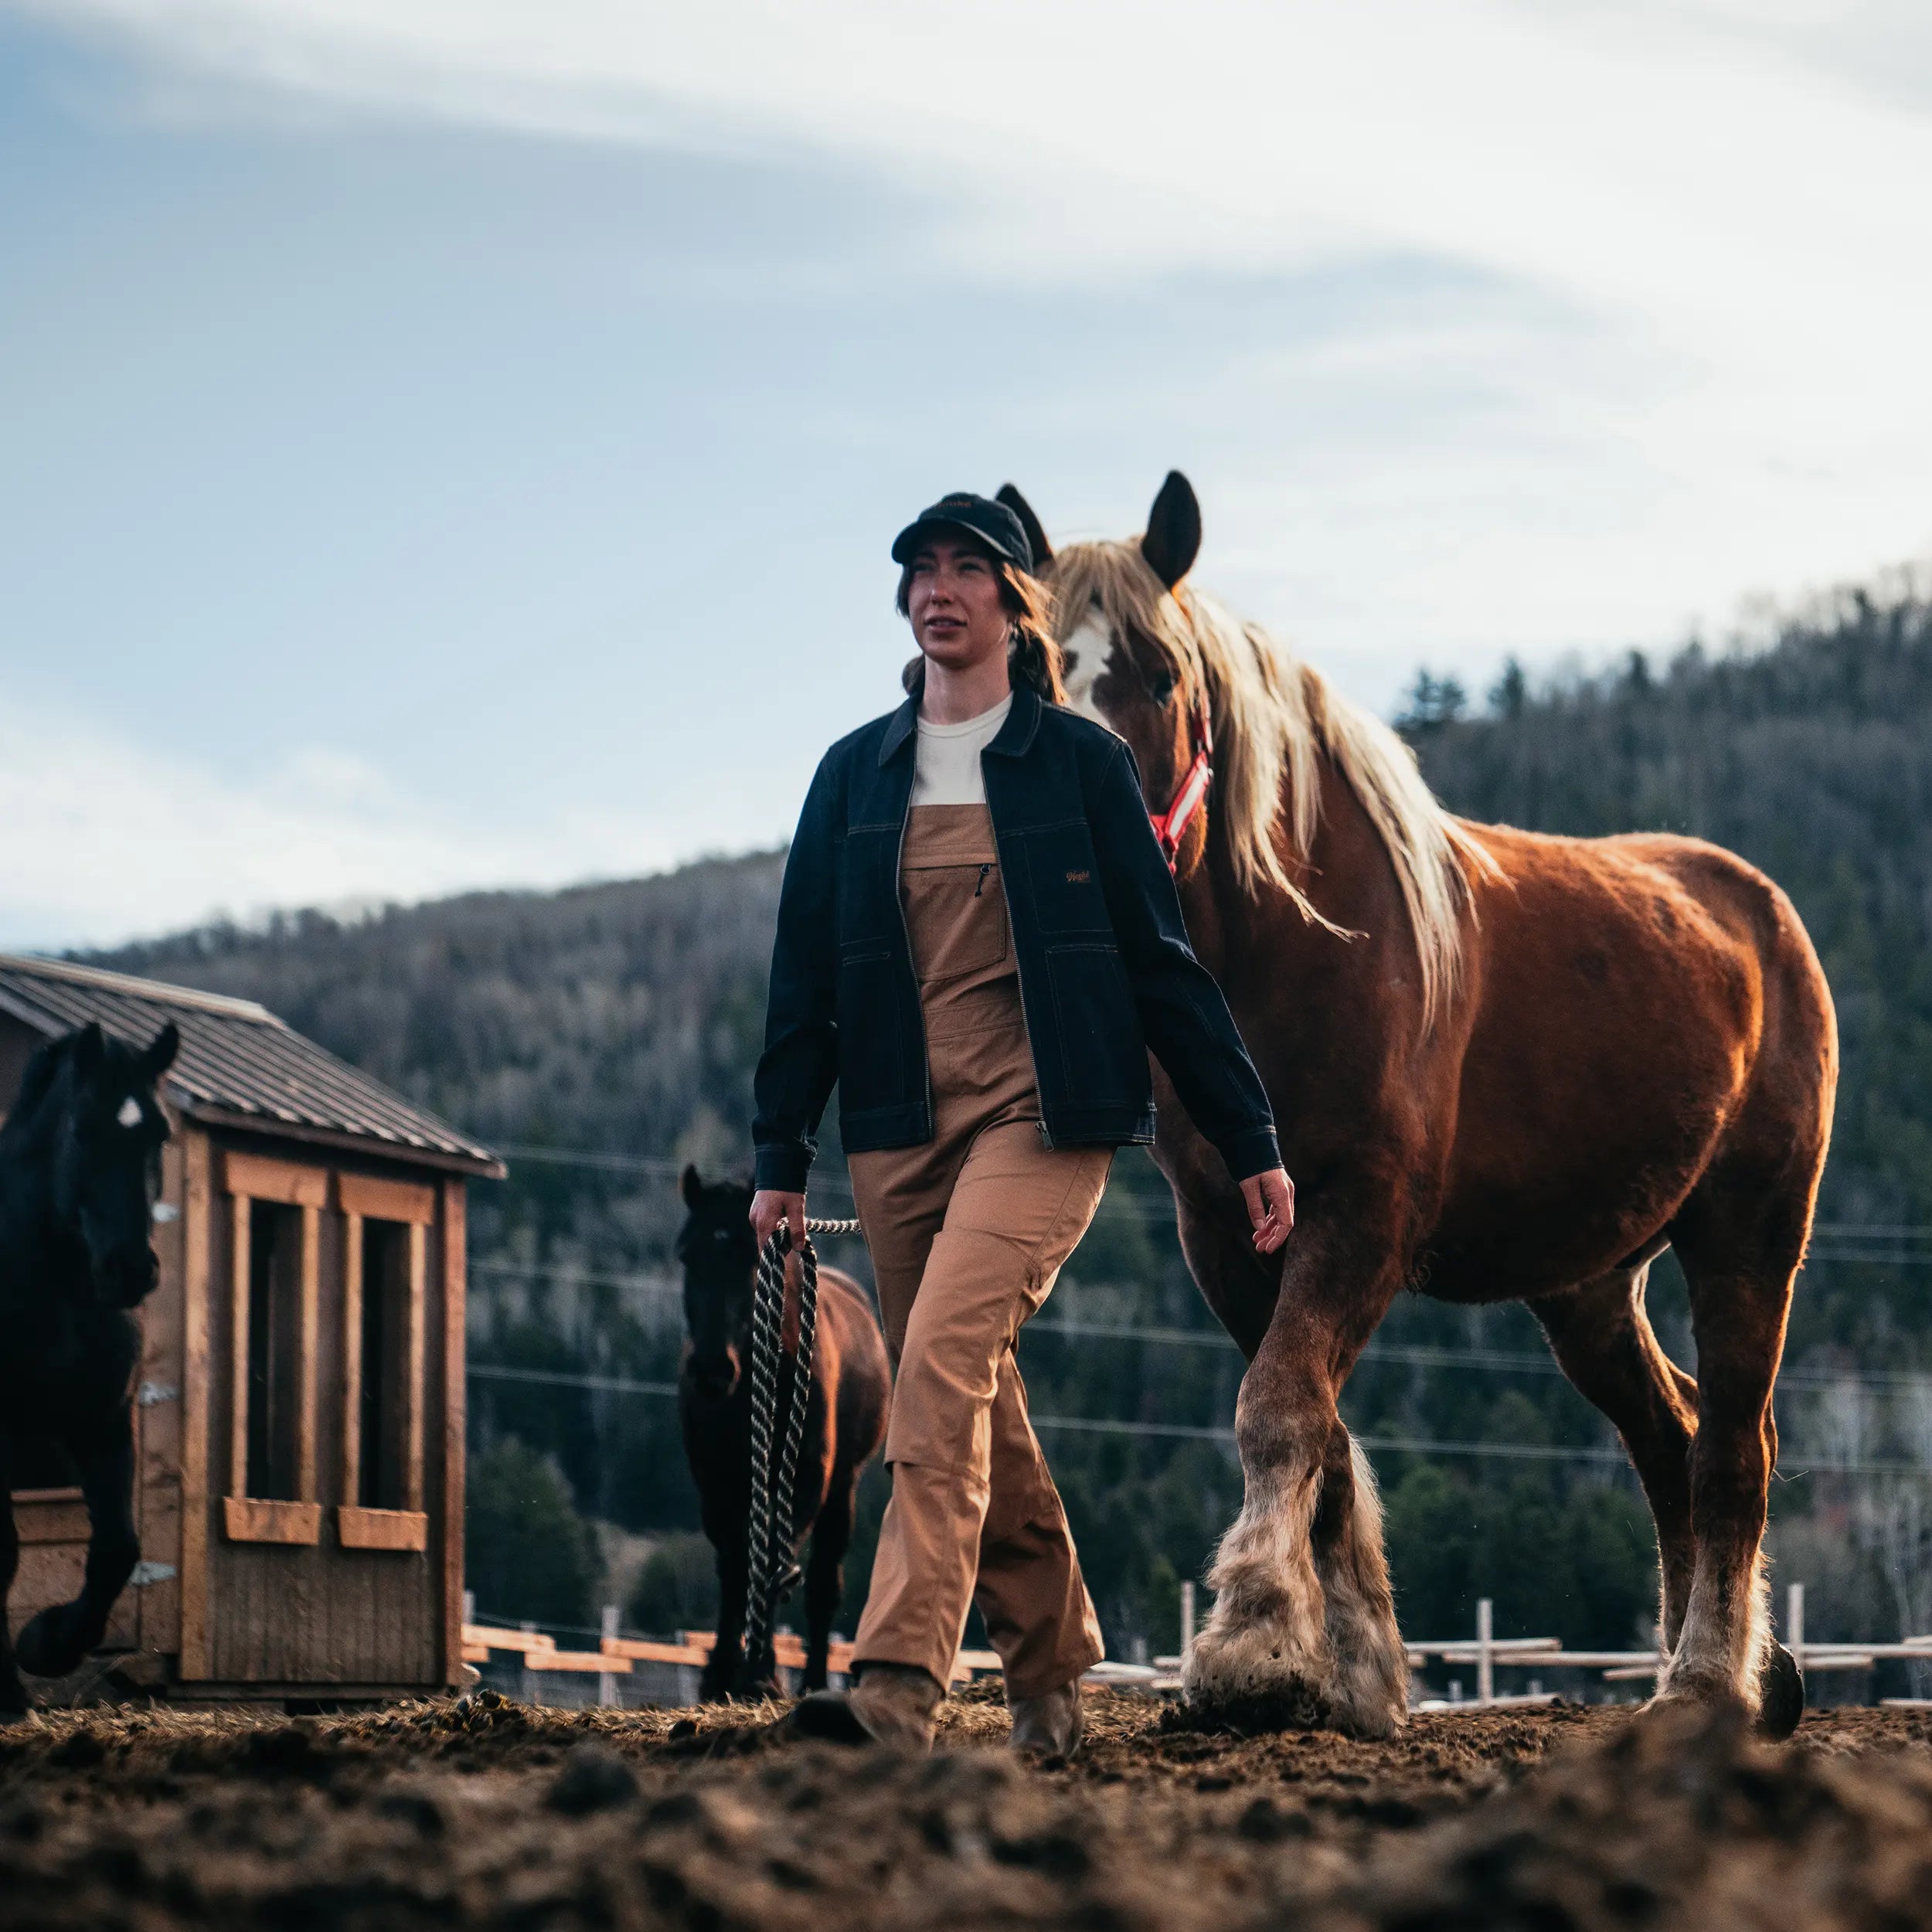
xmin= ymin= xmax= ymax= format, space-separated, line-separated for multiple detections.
xmin=14 ymin=1408 xmax=140 ymax=1683
xmin=1183 ymin=1209 xmax=1407 ymax=1738
xmin=1535 ymin=1264 xmax=1699 ymax=1651
xmin=1658 ymin=1168 xmax=1808 ymax=1736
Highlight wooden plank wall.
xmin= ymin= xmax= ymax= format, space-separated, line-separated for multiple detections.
xmin=203 ymin=1147 xmax=447 ymax=1687
xmin=134 ymin=1125 xmax=189 ymax=1662
xmin=440 ymin=1179 xmax=467 ymax=1684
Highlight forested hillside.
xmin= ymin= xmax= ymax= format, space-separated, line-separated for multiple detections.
xmin=90 ymin=577 xmax=1932 ymax=1675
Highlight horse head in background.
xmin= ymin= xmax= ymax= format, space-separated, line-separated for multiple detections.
xmin=1002 ymin=471 xmax=1835 ymax=1743
xmin=0 ymin=1019 xmax=179 ymax=1716
xmin=676 ymin=1165 xmax=759 ymax=1403
xmin=675 ymin=1166 xmax=888 ymax=1702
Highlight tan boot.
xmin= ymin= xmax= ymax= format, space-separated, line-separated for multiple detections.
xmin=789 ymin=1664 xmax=944 ymax=1753
xmin=1008 ymin=1679 xmax=1084 ymax=1760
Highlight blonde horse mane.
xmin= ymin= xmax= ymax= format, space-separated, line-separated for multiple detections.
xmin=1047 ymin=541 xmax=1499 ymax=1027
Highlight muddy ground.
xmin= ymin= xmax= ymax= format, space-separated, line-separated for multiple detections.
xmin=5 ymin=1688 xmax=1932 ymax=1930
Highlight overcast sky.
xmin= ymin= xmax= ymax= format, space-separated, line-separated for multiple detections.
xmin=4 ymin=0 xmax=1929 ymax=951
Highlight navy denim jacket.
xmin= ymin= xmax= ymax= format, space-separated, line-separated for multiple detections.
xmin=752 ymin=682 xmax=1281 ymax=1192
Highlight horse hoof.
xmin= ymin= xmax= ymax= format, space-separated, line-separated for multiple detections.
xmin=14 ymin=1609 xmax=85 ymax=1682
xmin=1173 ymin=1685 xmax=1333 ymax=1735
xmin=1175 ymin=1679 xmax=1334 ymax=1735
xmin=1757 ymin=1641 xmax=1804 ymax=1740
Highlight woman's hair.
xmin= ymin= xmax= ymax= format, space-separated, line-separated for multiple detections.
xmin=895 ymin=544 xmax=1067 ymax=705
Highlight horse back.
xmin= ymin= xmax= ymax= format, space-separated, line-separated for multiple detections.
xmin=1426 ymin=821 xmax=1835 ymax=1298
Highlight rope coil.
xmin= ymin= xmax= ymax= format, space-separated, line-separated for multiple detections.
xmin=742 ymin=1215 xmax=861 ymax=1691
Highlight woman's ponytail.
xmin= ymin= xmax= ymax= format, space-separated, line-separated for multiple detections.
xmin=1007 ymin=621 xmax=1066 ymax=706
xmin=999 ymin=565 xmax=1067 ymax=706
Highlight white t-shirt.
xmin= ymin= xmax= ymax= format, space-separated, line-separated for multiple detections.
xmin=910 ymin=693 xmax=1012 ymax=807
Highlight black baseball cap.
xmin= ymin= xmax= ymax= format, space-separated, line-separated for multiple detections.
xmin=890 ymin=492 xmax=1032 ymax=573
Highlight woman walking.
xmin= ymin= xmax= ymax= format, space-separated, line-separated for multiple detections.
xmin=751 ymin=491 xmax=1294 ymax=1757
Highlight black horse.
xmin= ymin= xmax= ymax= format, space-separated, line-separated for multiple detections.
xmin=1 ymin=1019 xmax=179 ymax=1718
xmin=675 ymin=1168 xmax=889 ymax=1700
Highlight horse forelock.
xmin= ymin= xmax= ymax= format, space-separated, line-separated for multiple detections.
xmin=1045 ymin=537 xmax=1499 ymax=1029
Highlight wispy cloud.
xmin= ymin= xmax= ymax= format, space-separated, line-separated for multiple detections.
xmin=32 ymin=0 xmax=1932 ymax=596
xmin=0 ymin=690 xmax=675 ymax=951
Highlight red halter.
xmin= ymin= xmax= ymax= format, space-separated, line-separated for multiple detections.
xmin=1148 ymin=691 xmax=1214 ymax=872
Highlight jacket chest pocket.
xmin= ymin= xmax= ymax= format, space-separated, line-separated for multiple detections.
xmin=902 ymin=862 xmax=1009 ymax=983
xmin=838 ymin=825 xmax=900 ymax=947
xmin=1021 ymin=823 xmax=1111 ymax=937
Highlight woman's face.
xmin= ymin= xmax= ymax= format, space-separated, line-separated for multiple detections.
xmin=906 ymin=534 xmax=1011 ymax=675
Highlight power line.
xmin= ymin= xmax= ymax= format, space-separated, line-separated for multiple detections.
xmin=489 ymin=1145 xmax=1932 ymax=1265
xmin=469 ymin=1363 xmax=680 ymax=1399
xmin=466 ymin=1259 xmax=1932 ymax=1396
xmin=463 ymin=1359 xmax=1932 ymax=1478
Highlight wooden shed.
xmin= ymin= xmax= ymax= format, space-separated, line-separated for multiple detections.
xmin=0 ymin=954 xmax=504 ymax=1703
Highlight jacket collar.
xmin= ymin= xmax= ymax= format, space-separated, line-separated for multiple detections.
xmin=876 ymin=678 xmax=1043 ymax=767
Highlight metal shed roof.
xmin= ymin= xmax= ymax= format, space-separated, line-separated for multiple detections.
xmin=0 ymin=954 xmax=503 ymax=1178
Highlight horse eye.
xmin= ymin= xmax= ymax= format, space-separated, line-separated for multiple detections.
xmin=1148 ymin=672 xmax=1177 ymax=706
xmin=116 ymin=1097 xmax=141 ymax=1129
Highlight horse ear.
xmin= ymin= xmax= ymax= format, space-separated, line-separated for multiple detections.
xmin=996 ymin=484 xmax=1052 ymax=570
xmin=1141 ymin=471 xmax=1202 ymax=590
xmin=72 ymin=1022 xmax=107 ymax=1081
xmin=141 ymin=1022 xmax=180 ymax=1083
xmin=680 ymin=1163 xmax=704 ymax=1209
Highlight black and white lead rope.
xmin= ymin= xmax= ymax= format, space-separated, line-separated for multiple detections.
xmin=741 ymin=1216 xmax=862 ymax=1689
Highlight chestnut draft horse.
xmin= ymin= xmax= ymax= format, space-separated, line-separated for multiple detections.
xmin=998 ymin=472 xmax=1837 ymax=1740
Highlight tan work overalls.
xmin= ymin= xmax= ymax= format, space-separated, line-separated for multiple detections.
xmin=847 ymin=802 xmax=1111 ymax=1698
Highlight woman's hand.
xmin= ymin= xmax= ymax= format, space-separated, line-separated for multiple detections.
xmin=1240 ymin=1168 xmax=1296 ymax=1255
xmin=750 ymin=1189 xmax=808 ymax=1253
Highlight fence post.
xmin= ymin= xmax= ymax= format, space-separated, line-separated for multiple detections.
xmin=520 ymin=1620 xmax=540 ymax=1706
xmin=1180 ymin=1580 xmax=1196 ymax=1661
xmin=1787 ymin=1581 xmax=1805 ymax=1675
xmin=1476 ymin=1597 xmax=1495 ymax=1706
xmin=599 ymin=1604 xmax=621 ymax=1709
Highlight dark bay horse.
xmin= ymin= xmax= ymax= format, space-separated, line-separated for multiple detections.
xmin=675 ymin=1168 xmax=889 ymax=1699
xmin=1 ymin=1020 xmax=179 ymax=1718
xmin=1000 ymin=472 xmax=1835 ymax=1740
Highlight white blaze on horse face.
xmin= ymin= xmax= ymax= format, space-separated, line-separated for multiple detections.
xmin=117 ymin=1097 xmax=142 ymax=1129
xmin=1060 ymin=610 xmax=1113 ymax=726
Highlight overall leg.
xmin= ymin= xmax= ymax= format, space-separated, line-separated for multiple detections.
xmin=1536 ymin=1263 xmax=1699 ymax=1650
xmin=1184 ymin=1202 xmax=1406 ymax=1737
xmin=852 ymin=1124 xmax=1111 ymax=1689
xmin=974 ymin=1342 xmax=1103 ymax=1698
xmin=16 ymin=1407 xmax=140 ymax=1680
xmin=801 ymin=1471 xmax=858 ymax=1693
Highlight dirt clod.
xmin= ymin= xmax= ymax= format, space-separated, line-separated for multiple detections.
xmin=547 ymin=1741 xmax=641 ymax=1815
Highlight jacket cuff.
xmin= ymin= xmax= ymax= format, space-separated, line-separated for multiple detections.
xmin=1219 ymin=1126 xmax=1282 ymax=1184
xmin=753 ymin=1142 xmax=814 ymax=1194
